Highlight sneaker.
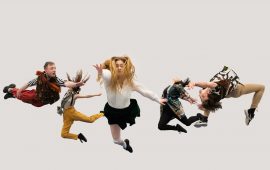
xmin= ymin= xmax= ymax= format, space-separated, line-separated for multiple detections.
xmin=124 ymin=139 xmax=133 ymax=153
xmin=4 ymin=93 xmax=15 ymax=100
xmin=3 ymin=84 xmax=16 ymax=93
xmin=194 ymin=120 xmax=208 ymax=128
xmin=194 ymin=113 xmax=208 ymax=128
xmin=78 ymin=133 xmax=87 ymax=143
xmin=176 ymin=124 xmax=187 ymax=133
xmin=244 ymin=110 xmax=255 ymax=126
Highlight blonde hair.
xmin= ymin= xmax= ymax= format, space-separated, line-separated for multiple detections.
xmin=98 ymin=55 xmax=135 ymax=92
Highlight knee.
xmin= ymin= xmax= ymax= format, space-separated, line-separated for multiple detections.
xmin=88 ymin=119 xmax=95 ymax=123
xmin=184 ymin=122 xmax=191 ymax=126
xmin=261 ymin=85 xmax=265 ymax=91
xmin=61 ymin=132 xmax=68 ymax=138
xmin=158 ymin=123 xmax=165 ymax=130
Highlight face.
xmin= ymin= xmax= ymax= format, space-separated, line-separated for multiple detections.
xmin=199 ymin=88 xmax=211 ymax=102
xmin=115 ymin=59 xmax=125 ymax=76
xmin=45 ymin=64 xmax=56 ymax=77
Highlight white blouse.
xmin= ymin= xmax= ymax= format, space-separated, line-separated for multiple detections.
xmin=102 ymin=69 xmax=160 ymax=109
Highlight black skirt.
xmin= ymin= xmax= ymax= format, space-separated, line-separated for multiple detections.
xmin=104 ymin=99 xmax=140 ymax=130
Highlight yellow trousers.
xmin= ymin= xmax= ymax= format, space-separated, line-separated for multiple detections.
xmin=61 ymin=107 xmax=104 ymax=140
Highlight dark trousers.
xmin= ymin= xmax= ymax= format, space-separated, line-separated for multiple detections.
xmin=158 ymin=104 xmax=199 ymax=131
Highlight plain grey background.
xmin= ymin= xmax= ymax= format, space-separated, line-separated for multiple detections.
xmin=0 ymin=0 xmax=269 ymax=170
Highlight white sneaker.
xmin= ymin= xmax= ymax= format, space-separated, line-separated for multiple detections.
xmin=194 ymin=120 xmax=208 ymax=128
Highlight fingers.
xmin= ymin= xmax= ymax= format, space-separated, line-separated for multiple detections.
xmin=17 ymin=91 xmax=21 ymax=98
xmin=160 ymin=98 xmax=167 ymax=105
xmin=77 ymin=81 xmax=85 ymax=87
xmin=187 ymin=82 xmax=195 ymax=90
xmin=93 ymin=64 xmax=101 ymax=69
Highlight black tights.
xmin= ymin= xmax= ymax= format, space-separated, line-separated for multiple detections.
xmin=158 ymin=104 xmax=199 ymax=131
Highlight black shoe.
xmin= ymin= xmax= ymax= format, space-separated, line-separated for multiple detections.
xmin=124 ymin=139 xmax=133 ymax=153
xmin=221 ymin=66 xmax=229 ymax=72
xmin=3 ymin=84 xmax=16 ymax=93
xmin=244 ymin=109 xmax=255 ymax=126
xmin=181 ymin=78 xmax=190 ymax=87
xmin=176 ymin=124 xmax=187 ymax=133
xmin=78 ymin=133 xmax=87 ymax=143
xmin=4 ymin=93 xmax=15 ymax=100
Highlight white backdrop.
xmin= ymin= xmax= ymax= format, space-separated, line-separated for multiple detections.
xmin=1 ymin=1 xmax=269 ymax=170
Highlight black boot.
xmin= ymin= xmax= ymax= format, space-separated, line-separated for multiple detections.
xmin=4 ymin=93 xmax=15 ymax=100
xmin=176 ymin=124 xmax=187 ymax=133
xmin=244 ymin=108 xmax=255 ymax=126
xmin=124 ymin=139 xmax=133 ymax=153
xmin=78 ymin=133 xmax=87 ymax=143
xmin=3 ymin=84 xmax=16 ymax=93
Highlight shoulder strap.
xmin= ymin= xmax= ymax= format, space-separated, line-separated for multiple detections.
xmin=70 ymin=94 xmax=74 ymax=106
xmin=166 ymin=85 xmax=172 ymax=99
xmin=61 ymin=92 xmax=73 ymax=108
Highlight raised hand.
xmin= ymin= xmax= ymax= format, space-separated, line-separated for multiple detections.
xmin=93 ymin=64 xmax=103 ymax=75
xmin=187 ymin=82 xmax=196 ymax=90
xmin=76 ymin=81 xmax=85 ymax=87
xmin=16 ymin=88 xmax=22 ymax=98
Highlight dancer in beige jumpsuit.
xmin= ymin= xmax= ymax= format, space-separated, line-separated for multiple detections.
xmin=188 ymin=66 xmax=265 ymax=127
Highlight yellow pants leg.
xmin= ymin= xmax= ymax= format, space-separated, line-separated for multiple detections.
xmin=61 ymin=109 xmax=78 ymax=140
xmin=72 ymin=109 xmax=104 ymax=123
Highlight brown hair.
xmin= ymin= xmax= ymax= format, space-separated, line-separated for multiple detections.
xmin=201 ymin=93 xmax=222 ymax=112
xmin=66 ymin=70 xmax=90 ymax=93
xmin=44 ymin=61 xmax=55 ymax=69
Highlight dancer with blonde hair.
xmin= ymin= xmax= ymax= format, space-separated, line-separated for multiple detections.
xmin=94 ymin=56 xmax=166 ymax=153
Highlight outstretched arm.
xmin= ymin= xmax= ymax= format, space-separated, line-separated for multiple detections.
xmin=133 ymin=82 xmax=167 ymax=105
xmin=16 ymin=83 xmax=30 ymax=98
xmin=176 ymin=85 xmax=197 ymax=104
xmin=75 ymin=93 xmax=102 ymax=99
xmin=16 ymin=78 xmax=37 ymax=98
xmin=184 ymin=96 xmax=197 ymax=104
xmin=180 ymin=92 xmax=197 ymax=104
xmin=64 ymin=81 xmax=85 ymax=88
xmin=188 ymin=81 xmax=217 ymax=89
